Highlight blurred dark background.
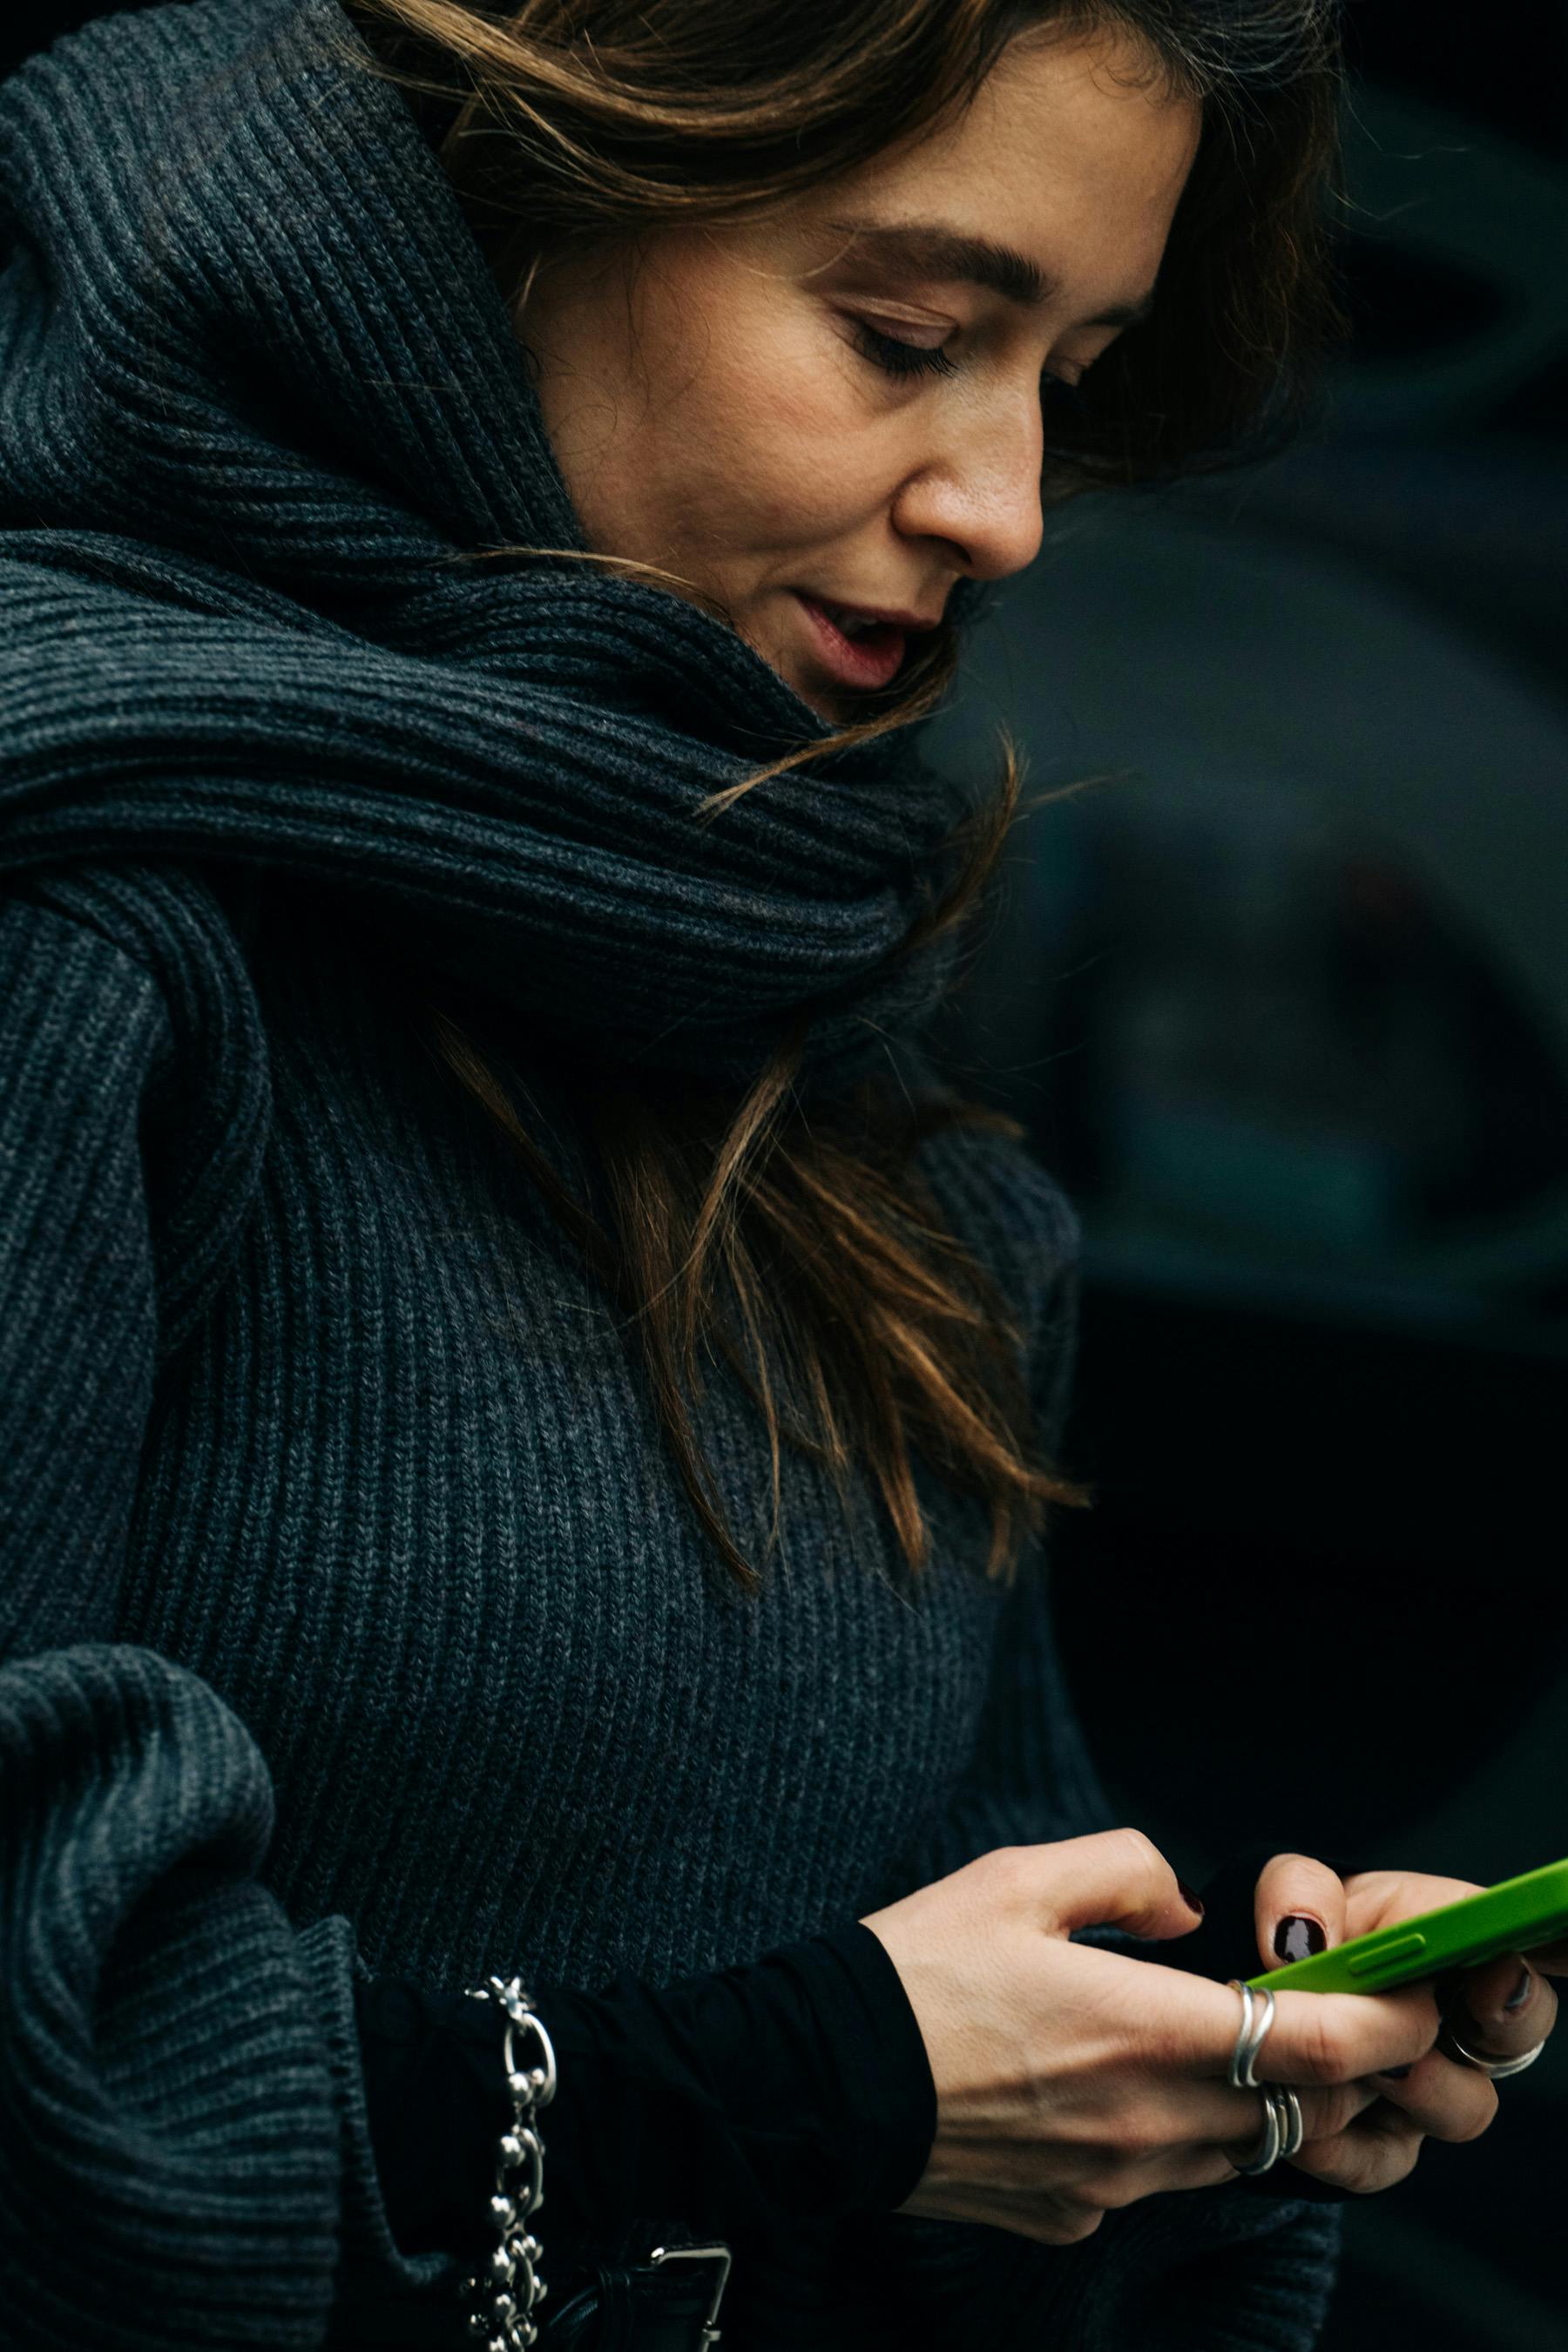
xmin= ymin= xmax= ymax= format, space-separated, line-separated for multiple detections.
xmin=4 ymin=1 xmax=1565 ymax=2343
xmin=919 ymin=4 xmax=1568 ymax=2343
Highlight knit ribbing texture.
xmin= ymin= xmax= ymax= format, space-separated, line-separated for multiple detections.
xmin=0 ymin=2 xmax=1342 ymax=2345
xmin=0 ymin=0 xmax=976 ymax=1098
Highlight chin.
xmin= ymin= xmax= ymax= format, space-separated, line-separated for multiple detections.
xmin=743 ymin=636 xmax=837 ymax=721
xmin=731 ymin=602 xmax=853 ymax=726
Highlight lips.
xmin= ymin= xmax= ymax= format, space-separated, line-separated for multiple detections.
xmin=794 ymin=592 xmax=909 ymax=692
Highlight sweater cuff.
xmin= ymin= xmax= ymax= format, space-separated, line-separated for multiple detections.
xmin=301 ymin=1917 xmax=463 ymax=2299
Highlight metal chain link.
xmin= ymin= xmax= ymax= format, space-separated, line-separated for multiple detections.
xmin=460 ymin=1976 xmax=558 ymax=2352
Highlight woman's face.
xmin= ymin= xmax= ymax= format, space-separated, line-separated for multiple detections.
xmin=513 ymin=24 xmax=1202 ymax=720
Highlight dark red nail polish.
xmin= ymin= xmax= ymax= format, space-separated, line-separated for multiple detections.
xmin=1504 ymin=1965 xmax=1532 ymax=2011
xmin=1274 ymin=1914 xmax=1328 ymax=1963
xmin=1178 ymin=1879 xmax=1206 ymax=1916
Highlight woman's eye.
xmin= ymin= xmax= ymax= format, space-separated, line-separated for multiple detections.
xmin=848 ymin=316 xmax=1090 ymax=401
xmin=849 ymin=318 xmax=958 ymax=381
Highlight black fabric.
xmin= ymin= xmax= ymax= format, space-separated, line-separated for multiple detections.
xmin=355 ymin=1920 xmax=936 ymax=2274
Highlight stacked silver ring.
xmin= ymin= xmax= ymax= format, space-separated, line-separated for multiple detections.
xmin=1227 ymin=1982 xmax=1304 ymax=2175
xmin=1436 ymin=2017 xmax=1548 ymax=2079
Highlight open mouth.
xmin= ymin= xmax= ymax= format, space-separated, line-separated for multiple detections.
xmin=794 ymin=592 xmax=909 ymax=692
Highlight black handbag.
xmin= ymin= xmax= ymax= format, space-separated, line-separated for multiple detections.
xmin=539 ymin=2226 xmax=733 ymax=2349
xmin=331 ymin=2228 xmax=732 ymax=2351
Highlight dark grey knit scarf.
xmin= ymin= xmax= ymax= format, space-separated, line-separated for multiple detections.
xmin=0 ymin=0 xmax=982 ymax=1093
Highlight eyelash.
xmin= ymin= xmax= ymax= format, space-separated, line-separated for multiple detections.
xmin=850 ymin=318 xmax=1086 ymax=397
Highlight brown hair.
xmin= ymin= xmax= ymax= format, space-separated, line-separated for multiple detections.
xmin=336 ymin=0 xmax=1352 ymax=1595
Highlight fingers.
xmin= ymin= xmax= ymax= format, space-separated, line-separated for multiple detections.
xmin=1173 ymin=2076 xmax=1383 ymax=2159
xmin=1356 ymin=1956 xmax=1559 ymax=2141
xmin=1039 ymin=2078 xmax=1380 ymax=2211
xmin=1149 ymin=1954 xmax=1437 ymax=2086
xmin=1339 ymin=1865 xmax=1477 ymax=1928
xmin=1359 ymin=2050 xmax=1499 ymax=2145
xmin=1254 ymin=1851 xmax=1347 ymax=1970
xmin=1021 ymin=1827 xmax=1207 ymax=1944
xmin=1437 ymin=1953 xmax=1559 ymax=2066
xmin=1264 ymin=1978 xmax=1441 ymax=2085
xmin=1290 ymin=2101 xmax=1428 ymax=2194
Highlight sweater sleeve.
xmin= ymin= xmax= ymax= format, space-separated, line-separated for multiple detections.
xmin=0 ymin=878 xmax=459 ymax=2349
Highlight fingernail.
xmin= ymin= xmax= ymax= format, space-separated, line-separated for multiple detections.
xmin=1504 ymin=1965 xmax=1532 ymax=2012
xmin=1274 ymin=1915 xmax=1328 ymax=1963
xmin=1375 ymin=2063 xmax=1415 ymax=2081
xmin=1178 ymin=1879 xmax=1206 ymax=1917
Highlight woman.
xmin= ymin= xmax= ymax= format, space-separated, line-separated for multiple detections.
xmin=0 ymin=0 xmax=1558 ymax=2346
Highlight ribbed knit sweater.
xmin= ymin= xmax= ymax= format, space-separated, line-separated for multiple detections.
xmin=0 ymin=1 xmax=1343 ymax=2344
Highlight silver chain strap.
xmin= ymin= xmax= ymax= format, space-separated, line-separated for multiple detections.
xmin=461 ymin=1976 xmax=558 ymax=2352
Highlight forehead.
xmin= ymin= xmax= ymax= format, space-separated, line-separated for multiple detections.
xmin=808 ymin=26 xmax=1203 ymax=284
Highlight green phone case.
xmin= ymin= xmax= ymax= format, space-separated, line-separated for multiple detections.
xmin=1246 ymin=1857 xmax=1568 ymax=1996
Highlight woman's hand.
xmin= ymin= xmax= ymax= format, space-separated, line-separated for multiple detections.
xmin=1250 ymin=1854 xmax=1564 ymax=2193
xmin=860 ymin=1829 xmax=1438 ymax=2247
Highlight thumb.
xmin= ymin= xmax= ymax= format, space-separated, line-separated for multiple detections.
xmin=1033 ymin=1827 xmax=1208 ymax=1943
xmin=1254 ymin=1851 xmax=1348 ymax=1970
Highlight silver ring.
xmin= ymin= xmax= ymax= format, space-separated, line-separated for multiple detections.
xmin=1275 ymin=2085 xmax=1306 ymax=2159
xmin=1436 ymin=2023 xmax=1548 ymax=2080
xmin=1232 ymin=2084 xmax=1302 ymax=2175
xmin=1227 ymin=1981 xmax=1276 ymax=2090
xmin=1233 ymin=2086 xmax=1287 ymax=2175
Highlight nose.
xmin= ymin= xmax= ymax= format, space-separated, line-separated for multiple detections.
xmin=890 ymin=380 xmax=1046 ymax=584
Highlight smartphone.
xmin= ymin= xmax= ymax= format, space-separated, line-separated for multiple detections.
xmin=1246 ymin=1857 xmax=1568 ymax=1997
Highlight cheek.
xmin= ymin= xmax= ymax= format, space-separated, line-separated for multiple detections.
xmin=647 ymin=299 xmax=885 ymax=548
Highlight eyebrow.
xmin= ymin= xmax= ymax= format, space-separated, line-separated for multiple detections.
xmin=819 ymin=215 xmax=1158 ymax=330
